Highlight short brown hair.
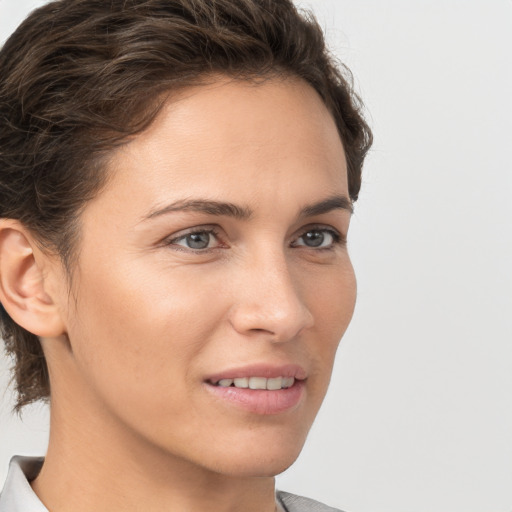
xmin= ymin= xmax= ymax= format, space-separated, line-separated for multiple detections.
xmin=0 ymin=0 xmax=372 ymax=410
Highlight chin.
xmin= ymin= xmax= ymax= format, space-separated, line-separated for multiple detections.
xmin=204 ymin=432 xmax=308 ymax=478
xmin=244 ymin=456 xmax=300 ymax=478
xmin=213 ymin=454 xmax=301 ymax=478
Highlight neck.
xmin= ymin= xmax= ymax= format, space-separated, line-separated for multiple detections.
xmin=32 ymin=387 xmax=277 ymax=512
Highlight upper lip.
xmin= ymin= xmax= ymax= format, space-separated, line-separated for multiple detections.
xmin=205 ymin=363 xmax=307 ymax=384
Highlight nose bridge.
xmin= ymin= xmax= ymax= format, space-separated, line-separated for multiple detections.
xmin=229 ymin=244 xmax=314 ymax=341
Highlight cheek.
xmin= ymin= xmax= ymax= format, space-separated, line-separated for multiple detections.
xmin=65 ymin=262 xmax=228 ymax=411
xmin=300 ymin=259 xmax=356 ymax=395
xmin=307 ymin=259 xmax=357 ymax=341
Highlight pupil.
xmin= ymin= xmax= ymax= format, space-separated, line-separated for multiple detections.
xmin=187 ymin=232 xmax=210 ymax=249
xmin=304 ymin=230 xmax=324 ymax=247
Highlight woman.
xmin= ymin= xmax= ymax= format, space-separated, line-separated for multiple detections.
xmin=0 ymin=0 xmax=372 ymax=511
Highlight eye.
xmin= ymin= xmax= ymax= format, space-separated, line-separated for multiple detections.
xmin=292 ymin=228 xmax=340 ymax=249
xmin=167 ymin=228 xmax=222 ymax=251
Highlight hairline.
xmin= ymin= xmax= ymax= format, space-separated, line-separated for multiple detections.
xmin=58 ymin=70 xmax=348 ymax=282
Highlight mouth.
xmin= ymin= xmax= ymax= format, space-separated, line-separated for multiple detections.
xmin=204 ymin=364 xmax=307 ymax=415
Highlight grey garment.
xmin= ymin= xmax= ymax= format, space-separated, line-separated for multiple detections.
xmin=276 ymin=490 xmax=344 ymax=512
xmin=0 ymin=456 xmax=344 ymax=512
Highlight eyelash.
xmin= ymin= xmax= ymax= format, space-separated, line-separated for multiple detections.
xmin=164 ymin=225 xmax=345 ymax=253
xmin=163 ymin=227 xmax=223 ymax=253
xmin=291 ymin=227 xmax=344 ymax=251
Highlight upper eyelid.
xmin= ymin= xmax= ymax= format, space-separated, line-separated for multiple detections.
xmin=166 ymin=225 xmax=221 ymax=241
xmin=167 ymin=224 xmax=340 ymax=237
xmin=172 ymin=228 xmax=216 ymax=240
xmin=158 ymin=226 xmax=224 ymax=252
xmin=294 ymin=223 xmax=343 ymax=238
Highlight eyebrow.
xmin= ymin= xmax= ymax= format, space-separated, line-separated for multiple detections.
xmin=143 ymin=194 xmax=352 ymax=222
xmin=144 ymin=199 xmax=252 ymax=220
xmin=299 ymin=195 xmax=353 ymax=217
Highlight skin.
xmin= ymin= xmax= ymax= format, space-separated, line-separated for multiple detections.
xmin=1 ymin=77 xmax=356 ymax=512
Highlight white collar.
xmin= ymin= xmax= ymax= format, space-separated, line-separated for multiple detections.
xmin=0 ymin=456 xmax=48 ymax=511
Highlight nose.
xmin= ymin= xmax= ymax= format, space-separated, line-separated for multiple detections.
xmin=227 ymin=248 xmax=314 ymax=342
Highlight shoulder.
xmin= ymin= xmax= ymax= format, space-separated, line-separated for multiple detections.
xmin=276 ymin=490 xmax=346 ymax=512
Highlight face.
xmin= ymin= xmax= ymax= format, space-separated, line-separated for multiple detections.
xmin=53 ymin=77 xmax=356 ymax=477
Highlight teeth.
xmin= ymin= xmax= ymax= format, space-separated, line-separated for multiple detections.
xmin=266 ymin=377 xmax=283 ymax=390
xmin=233 ymin=377 xmax=249 ymax=388
xmin=215 ymin=376 xmax=295 ymax=390
xmin=249 ymin=377 xmax=267 ymax=390
xmin=282 ymin=377 xmax=294 ymax=389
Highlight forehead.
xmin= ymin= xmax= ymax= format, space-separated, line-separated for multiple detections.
xmin=94 ymin=77 xmax=348 ymax=217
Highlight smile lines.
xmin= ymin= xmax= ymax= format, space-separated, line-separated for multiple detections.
xmin=211 ymin=376 xmax=295 ymax=390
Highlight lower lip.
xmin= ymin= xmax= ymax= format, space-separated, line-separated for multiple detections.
xmin=204 ymin=380 xmax=305 ymax=415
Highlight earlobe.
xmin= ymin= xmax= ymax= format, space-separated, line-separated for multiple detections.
xmin=0 ymin=219 xmax=66 ymax=337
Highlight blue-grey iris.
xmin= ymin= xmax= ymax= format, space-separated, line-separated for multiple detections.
xmin=186 ymin=232 xmax=210 ymax=249
xmin=303 ymin=230 xmax=324 ymax=247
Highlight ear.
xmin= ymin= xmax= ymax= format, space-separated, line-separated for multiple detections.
xmin=0 ymin=219 xmax=66 ymax=337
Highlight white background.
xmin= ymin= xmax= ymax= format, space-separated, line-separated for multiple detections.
xmin=1 ymin=1 xmax=511 ymax=511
